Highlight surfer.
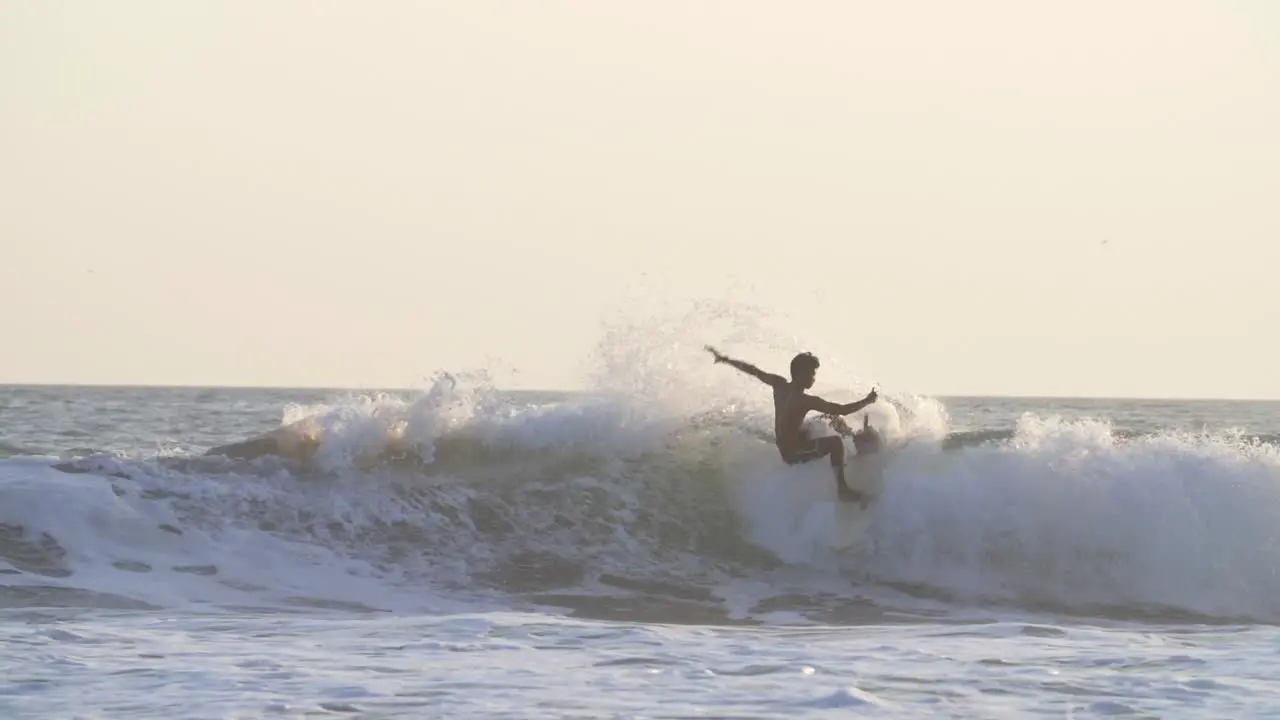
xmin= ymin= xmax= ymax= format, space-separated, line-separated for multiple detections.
xmin=705 ymin=346 xmax=878 ymax=503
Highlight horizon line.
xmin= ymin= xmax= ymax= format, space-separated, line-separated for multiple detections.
xmin=1 ymin=381 xmax=1276 ymax=404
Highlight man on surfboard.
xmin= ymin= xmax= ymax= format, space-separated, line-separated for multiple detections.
xmin=705 ymin=346 xmax=878 ymax=504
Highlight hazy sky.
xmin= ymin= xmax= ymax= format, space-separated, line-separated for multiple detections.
xmin=3 ymin=1 xmax=1277 ymax=398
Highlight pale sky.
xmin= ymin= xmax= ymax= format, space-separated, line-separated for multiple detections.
xmin=2 ymin=1 xmax=1277 ymax=399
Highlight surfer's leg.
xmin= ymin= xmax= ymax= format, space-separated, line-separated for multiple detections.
xmin=785 ymin=439 xmax=868 ymax=505
xmin=817 ymin=436 xmax=868 ymax=506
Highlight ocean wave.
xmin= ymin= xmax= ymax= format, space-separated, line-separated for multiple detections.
xmin=0 ymin=441 xmax=42 ymax=459
xmin=3 ymin=372 xmax=1279 ymax=626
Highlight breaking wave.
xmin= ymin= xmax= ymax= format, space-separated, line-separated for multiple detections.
xmin=2 ymin=308 xmax=1278 ymax=625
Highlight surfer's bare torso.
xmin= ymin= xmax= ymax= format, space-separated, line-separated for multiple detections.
xmin=773 ymin=383 xmax=819 ymax=458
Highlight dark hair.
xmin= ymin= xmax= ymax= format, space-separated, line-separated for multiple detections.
xmin=790 ymin=352 xmax=819 ymax=380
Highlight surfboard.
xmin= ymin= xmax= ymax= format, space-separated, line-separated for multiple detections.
xmin=813 ymin=410 xmax=893 ymax=548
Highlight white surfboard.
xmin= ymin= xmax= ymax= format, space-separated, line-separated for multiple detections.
xmin=814 ymin=409 xmax=894 ymax=549
xmin=830 ymin=450 xmax=888 ymax=548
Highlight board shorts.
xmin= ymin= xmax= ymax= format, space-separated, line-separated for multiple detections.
xmin=783 ymin=438 xmax=827 ymax=466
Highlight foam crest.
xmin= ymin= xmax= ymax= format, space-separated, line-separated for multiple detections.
xmin=235 ymin=301 xmax=941 ymax=475
xmin=855 ymin=416 xmax=1280 ymax=620
xmin=271 ymin=372 xmax=490 ymax=470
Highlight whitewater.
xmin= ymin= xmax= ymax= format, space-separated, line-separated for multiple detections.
xmin=3 ymin=332 xmax=1279 ymax=716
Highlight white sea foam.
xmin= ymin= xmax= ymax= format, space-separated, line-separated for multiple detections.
xmin=2 ymin=306 xmax=1278 ymax=624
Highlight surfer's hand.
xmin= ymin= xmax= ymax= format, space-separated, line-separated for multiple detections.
xmin=705 ymin=345 xmax=726 ymax=363
xmin=864 ymin=388 xmax=878 ymax=403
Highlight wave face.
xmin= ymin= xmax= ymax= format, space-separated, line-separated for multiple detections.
xmin=4 ymin=383 xmax=1278 ymax=625
xmin=2 ymin=311 xmax=1278 ymax=624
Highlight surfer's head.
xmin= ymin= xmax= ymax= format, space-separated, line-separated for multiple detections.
xmin=790 ymin=352 xmax=819 ymax=388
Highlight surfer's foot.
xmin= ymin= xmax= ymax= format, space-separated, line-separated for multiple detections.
xmin=837 ymin=483 xmax=869 ymax=508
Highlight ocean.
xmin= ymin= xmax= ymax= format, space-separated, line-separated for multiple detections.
xmin=2 ymin=381 xmax=1278 ymax=718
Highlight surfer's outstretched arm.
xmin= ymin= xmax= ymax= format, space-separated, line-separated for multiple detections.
xmin=705 ymin=346 xmax=786 ymax=387
xmin=807 ymin=388 xmax=878 ymax=416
